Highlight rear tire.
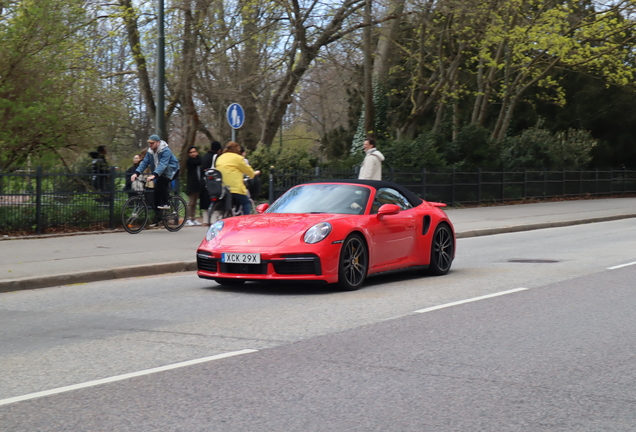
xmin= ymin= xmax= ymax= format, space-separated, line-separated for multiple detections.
xmin=122 ymin=196 xmax=147 ymax=234
xmin=163 ymin=196 xmax=187 ymax=232
xmin=336 ymin=234 xmax=368 ymax=291
xmin=428 ymin=223 xmax=454 ymax=275
xmin=208 ymin=201 xmax=229 ymax=224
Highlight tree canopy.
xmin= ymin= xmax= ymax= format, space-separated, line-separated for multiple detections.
xmin=2 ymin=0 xmax=636 ymax=171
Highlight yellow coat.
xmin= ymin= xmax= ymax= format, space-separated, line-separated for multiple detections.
xmin=215 ymin=152 xmax=255 ymax=195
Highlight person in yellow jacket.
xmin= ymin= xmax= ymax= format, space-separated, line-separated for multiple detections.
xmin=216 ymin=141 xmax=261 ymax=215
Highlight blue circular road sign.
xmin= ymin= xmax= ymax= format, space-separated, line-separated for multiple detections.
xmin=226 ymin=103 xmax=245 ymax=129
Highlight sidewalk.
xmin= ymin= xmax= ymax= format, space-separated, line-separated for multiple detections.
xmin=1 ymin=197 xmax=635 ymax=293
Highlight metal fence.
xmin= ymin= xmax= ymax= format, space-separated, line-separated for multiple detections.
xmin=1 ymin=166 xmax=634 ymax=235
xmin=269 ymin=167 xmax=636 ymax=205
xmin=0 ymin=167 xmax=180 ymax=236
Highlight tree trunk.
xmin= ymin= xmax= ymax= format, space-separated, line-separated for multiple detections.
xmin=119 ymin=0 xmax=155 ymax=121
xmin=363 ymin=0 xmax=374 ymax=138
xmin=260 ymin=0 xmax=366 ymax=147
xmin=179 ymin=4 xmax=202 ymax=173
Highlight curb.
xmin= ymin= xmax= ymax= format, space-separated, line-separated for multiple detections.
xmin=0 ymin=261 xmax=197 ymax=294
xmin=1 ymin=213 xmax=635 ymax=293
xmin=455 ymin=213 xmax=636 ymax=238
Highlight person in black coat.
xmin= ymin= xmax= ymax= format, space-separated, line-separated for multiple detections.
xmin=124 ymin=154 xmax=142 ymax=197
xmin=185 ymin=146 xmax=202 ymax=226
xmin=200 ymin=141 xmax=223 ymax=224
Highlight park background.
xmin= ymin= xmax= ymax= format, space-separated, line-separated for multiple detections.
xmin=2 ymin=0 xmax=636 ymax=234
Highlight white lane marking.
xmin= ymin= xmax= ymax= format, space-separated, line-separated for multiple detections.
xmin=0 ymin=349 xmax=258 ymax=407
xmin=607 ymin=261 xmax=636 ymax=270
xmin=413 ymin=288 xmax=528 ymax=314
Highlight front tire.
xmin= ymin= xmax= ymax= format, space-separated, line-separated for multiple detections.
xmin=122 ymin=196 xmax=148 ymax=234
xmin=337 ymin=234 xmax=368 ymax=291
xmin=428 ymin=223 xmax=454 ymax=275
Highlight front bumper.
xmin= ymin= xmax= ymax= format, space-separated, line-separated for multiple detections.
xmin=196 ymin=249 xmax=339 ymax=283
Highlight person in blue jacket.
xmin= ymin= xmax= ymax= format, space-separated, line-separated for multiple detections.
xmin=131 ymin=134 xmax=180 ymax=210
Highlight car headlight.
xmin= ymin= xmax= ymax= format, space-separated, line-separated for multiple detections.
xmin=205 ymin=220 xmax=224 ymax=241
xmin=304 ymin=222 xmax=332 ymax=244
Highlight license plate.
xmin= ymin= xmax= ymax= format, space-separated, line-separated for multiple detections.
xmin=221 ymin=253 xmax=261 ymax=264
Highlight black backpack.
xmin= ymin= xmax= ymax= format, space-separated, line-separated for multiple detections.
xmin=204 ymin=155 xmax=225 ymax=200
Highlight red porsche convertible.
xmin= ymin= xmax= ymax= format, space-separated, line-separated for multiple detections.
xmin=196 ymin=180 xmax=455 ymax=290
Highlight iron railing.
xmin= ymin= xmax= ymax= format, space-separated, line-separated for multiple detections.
xmin=0 ymin=166 xmax=634 ymax=235
xmin=268 ymin=167 xmax=636 ymax=205
xmin=0 ymin=167 xmax=180 ymax=235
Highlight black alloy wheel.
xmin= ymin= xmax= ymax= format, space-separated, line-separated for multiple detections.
xmin=337 ymin=234 xmax=368 ymax=291
xmin=428 ymin=223 xmax=453 ymax=275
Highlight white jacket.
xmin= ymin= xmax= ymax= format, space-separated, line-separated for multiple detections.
xmin=358 ymin=148 xmax=385 ymax=180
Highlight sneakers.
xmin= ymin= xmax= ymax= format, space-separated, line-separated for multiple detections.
xmin=157 ymin=204 xmax=170 ymax=210
xmin=185 ymin=219 xmax=196 ymax=226
xmin=193 ymin=219 xmax=202 ymax=226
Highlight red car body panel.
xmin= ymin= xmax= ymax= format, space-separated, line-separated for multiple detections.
xmin=196 ymin=182 xmax=455 ymax=285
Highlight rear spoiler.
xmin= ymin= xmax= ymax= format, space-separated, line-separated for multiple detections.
xmin=428 ymin=201 xmax=447 ymax=208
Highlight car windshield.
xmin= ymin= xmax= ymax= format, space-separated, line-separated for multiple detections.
xmin=267 ymin=184 xmax=371 ymax=215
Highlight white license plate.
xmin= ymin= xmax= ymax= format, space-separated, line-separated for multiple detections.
xmin=221 ymin=253 xmax=261 ymax=264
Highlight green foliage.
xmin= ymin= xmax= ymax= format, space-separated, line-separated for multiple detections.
xmin=382 ymin=133 xmax=447 ymax=170
xmin=0 ymin=0 xmax=127 ymax=171
xmin=444 ymin=124 xmax=501 ymax=170
xmin=501 ymin=122 xmax=597 ymax=170
xmin=322 ymin=126 xmax=356 ymax=161
xmin=249 ymin=146 xmax=313 ymax=177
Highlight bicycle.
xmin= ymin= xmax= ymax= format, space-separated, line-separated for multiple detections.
xmin=206 ymin=186 xmax=257 ymax=224
xmin=122 ymin=179 xmax=187 ymax=234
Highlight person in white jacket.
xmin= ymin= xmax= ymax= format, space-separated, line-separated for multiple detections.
xmin=358 ymin=138 xmax=385 ymax=180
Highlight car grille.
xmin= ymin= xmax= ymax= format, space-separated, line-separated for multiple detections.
xmin=197 ymin=252 xmax=218 ymax=273
xmin=198 ymin=252 xmax=321 ymax=276
xmin=273 ymin=255 xmax=321 ymax=275
xmin=220 ymin=263 xmax=268 ymax=275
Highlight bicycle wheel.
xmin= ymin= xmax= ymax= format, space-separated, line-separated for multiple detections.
xmin=208 ymin=199 xmax=233 ymax=224
xmin=122 ymin=196 xmax=148 ymax=234
xmin=162 ymin=196 xmax=187 ymax=232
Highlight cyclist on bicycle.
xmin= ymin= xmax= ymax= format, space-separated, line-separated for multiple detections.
xmin=215 ymin=141 xmax=260 ymax=215
xmin=131 ymin=134 xmax=180 ymax=211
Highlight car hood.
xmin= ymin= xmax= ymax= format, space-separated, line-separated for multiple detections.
xmin=217 ymin=213 xmax=347 ymax=247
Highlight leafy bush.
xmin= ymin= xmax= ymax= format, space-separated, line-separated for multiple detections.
xmin=249 ymin=146 xmax=314 ymax=177
xmin=501 ymin=122 xmax=597 ymax=169
xmin=382 ymin=132 xmax=447 ymax=170
xmin=444 ymin=124 xmax=500 ymax=170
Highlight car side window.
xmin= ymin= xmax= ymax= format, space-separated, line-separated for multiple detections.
xmin=371 ymin=188 xmax=414 ymax=214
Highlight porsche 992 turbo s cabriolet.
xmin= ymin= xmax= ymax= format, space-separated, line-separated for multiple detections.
xmin=196 ymin=180 xmax=455 ymax=290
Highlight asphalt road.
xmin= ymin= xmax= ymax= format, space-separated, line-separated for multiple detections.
xmin=1 ymin=219 xmax=636 ymax=430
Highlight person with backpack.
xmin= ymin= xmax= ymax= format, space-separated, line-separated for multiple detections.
xmin=200 ymin=141 xmax=223 ymax=224
xmin=216 ymin=141 xmax=260 ymax=216
xmin=131 ymin=134 xmax=180 ymax=211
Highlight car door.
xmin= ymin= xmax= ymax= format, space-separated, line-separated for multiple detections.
xmin=367 ymin=188 xmax=416 ymax=267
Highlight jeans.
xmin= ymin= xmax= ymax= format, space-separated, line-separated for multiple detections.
xmin=231 ymin=193 xmax=251 ymax=215
xmin=154 ymin=176 xmax=170 ymax=208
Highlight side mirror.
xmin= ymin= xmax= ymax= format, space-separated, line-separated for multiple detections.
xmin=377 ymin=204 xmax=400 ymax=219
xmin=256 ymin=203 xmax=269 ymax=214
